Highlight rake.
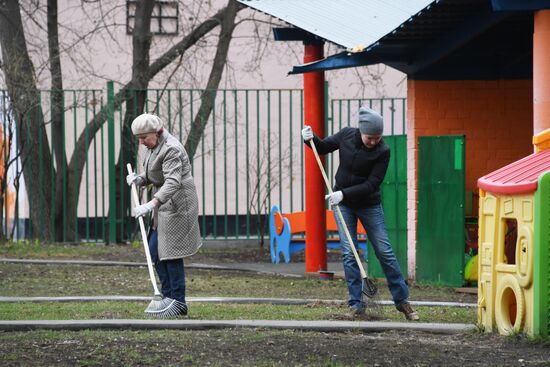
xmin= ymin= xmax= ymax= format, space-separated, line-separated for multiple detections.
xmin=309 ymin=140 xmax=378 ymax=299
xmin=127 ymin=163 xmax=186 ymax=317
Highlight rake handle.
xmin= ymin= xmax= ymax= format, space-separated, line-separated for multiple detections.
xmin=127 ymin=163 xmax=161 ymax=296
xmin=309 ymin=140 xmax=368 ymax=279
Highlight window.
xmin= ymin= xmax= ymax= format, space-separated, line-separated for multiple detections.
xmin=502 ymin=218 xmax=517 ymax=264
xmin=127 ymin=1 xmax=179 ymax=36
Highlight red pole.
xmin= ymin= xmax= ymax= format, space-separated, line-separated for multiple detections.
xmin=303 ymin=42 xmax=327 ymax=273
xmin=534 ymin=10 xmax=550 ymax=135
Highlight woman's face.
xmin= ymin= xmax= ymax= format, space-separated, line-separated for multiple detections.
xmin=136 ymin=132 xmax=159 ymax=149
xmin=361 ymin=134 xmax=382 ymax=149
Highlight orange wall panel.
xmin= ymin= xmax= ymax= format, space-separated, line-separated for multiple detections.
xmin=409 ymin=79 xmax=533 ymax=195
xmin=406 ymin=80 xmax=533 ymax=279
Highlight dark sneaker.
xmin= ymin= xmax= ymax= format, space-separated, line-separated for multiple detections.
xmin=396 ymin=302 xmax=419 ymax=321
xmin=174 ymin=300 xmax=188 ymax=317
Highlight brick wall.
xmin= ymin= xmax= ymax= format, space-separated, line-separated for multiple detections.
xmin=406 ymin=79 xmax=533 ymax=279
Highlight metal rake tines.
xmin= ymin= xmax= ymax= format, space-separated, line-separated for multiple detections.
xmin=145 ymin=298 xmax=188 ymax=318
xmin=362 ymin=277 xmax=378 ymax=298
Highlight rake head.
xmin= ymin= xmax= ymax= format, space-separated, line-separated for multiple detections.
xmin=144 ymin=296 xmax=188 ymax=318
xmin=361 ymin=277 xmax=378 ymax=298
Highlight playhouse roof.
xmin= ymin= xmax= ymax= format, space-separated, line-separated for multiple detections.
xmin=477 ymin=149 xmax=550 ymax=194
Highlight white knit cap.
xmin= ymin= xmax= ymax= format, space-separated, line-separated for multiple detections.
xmin=131 ymin=113 xmax=163 ymax=135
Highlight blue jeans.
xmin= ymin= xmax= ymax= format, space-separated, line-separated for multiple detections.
xmin=334 ymin=203 xmax=408 ymax=309
xmin=148 ymin=230 xmax=186 ymax=303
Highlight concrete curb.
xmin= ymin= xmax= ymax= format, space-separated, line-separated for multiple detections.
xmin=0 ymin=296 xmax=336 ymax=305
xmin=0 ymin=319 xmax=476 ymax=334
xmin=0 ymin=296 xmax=477 ymax=308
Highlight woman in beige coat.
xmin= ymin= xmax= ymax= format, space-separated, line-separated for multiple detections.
xmin=127 ymin=113 xmax=202 ymax=316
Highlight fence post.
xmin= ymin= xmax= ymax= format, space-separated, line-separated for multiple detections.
xmin=107 ymin=81 xmax=116 ymax=244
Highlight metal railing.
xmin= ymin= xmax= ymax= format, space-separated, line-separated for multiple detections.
xmin=0 ymin=84 xmax=406 ymax=243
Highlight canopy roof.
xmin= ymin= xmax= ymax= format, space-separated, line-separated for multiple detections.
xmin=238 ymin=0 xmax=543 ymax=79
xmin=237 ymin=0 xmax=434 ymax=50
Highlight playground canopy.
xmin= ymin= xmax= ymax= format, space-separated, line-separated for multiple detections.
xmin=239 ymin=0 xmax=535 ymax=79
xmin=238 ymin=0 xmax=433 ymax=50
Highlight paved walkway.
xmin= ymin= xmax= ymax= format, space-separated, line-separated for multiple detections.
xmin=0 ymin=319 xmax=475 ymax=333
xmin=0 ymin=295 xmax=475 ymax=308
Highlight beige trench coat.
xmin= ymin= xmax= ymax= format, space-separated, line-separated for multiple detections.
xmin=138 ymin=130 xmax=202 ymax=260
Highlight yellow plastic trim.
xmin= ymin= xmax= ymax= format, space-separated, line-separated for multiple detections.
xmin=495 ymin=274 xmax=525 ymax=335
xmin=515 ymin=225 xmax=534 ymax=288
xmin=477 ymin=279 xmax=486 ymax=326
xmin=495 ymin=263 xmax=517 ymax=273
xmin=533 ymin=128 xmax=550 ymax=153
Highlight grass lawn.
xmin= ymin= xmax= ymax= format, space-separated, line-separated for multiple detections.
xmin=0 ymin=301 xmax=475 ymax=324
xmin=0 ymin=241 xmax=476 ymax=323
xmin=2 ymin=242 xmax=549 ymax=367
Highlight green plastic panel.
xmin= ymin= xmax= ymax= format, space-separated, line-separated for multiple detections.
xmin=368 ymin=135 xmax=408 ymax=279
xmin=534 ymin=171 xmax=550 ymax=337
xmin=417 ymin=135 xmax=465 ymax=286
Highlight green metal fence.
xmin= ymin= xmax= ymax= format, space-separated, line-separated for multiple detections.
xmin=0 ymin=85 xmax=406 ymax=243
xmin=122 ymin=88 xmax=307 ymax=241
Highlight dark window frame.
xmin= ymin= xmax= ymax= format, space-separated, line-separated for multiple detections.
xmin=126 ymin=1 xmax=179 ymax=36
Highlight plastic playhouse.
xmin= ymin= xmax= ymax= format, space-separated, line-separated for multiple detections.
xmin=477 ymin=129 xmax=550 ymax=336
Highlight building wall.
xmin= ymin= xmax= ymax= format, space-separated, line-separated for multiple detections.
xmin=12 ymin=0 xmax=406 ymax=98
xmin=406 ymin=79 xmax=533 ymax=278
xmin=2 ymin=1 xmax=406 ymax=228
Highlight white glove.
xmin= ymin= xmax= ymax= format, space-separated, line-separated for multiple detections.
xmin=301 ymin=125 xmax=314 ymax=141
xmin=126 ymin=173 xmax=144 ymax=187
xmin=325 ymin=191 xmax=344 ymax=206
xmin=134 ymin=200 xmax=156 ymax=218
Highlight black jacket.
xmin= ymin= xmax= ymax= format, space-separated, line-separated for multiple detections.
xmin=307 ymin=127 xmax=389 ymax=208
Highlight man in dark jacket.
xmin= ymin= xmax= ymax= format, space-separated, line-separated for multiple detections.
xmin=302 ymin=106 xmax=419 ymax=321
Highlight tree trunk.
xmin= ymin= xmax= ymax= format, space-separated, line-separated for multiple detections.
xmin=47 ymin=0 xmax=72 ymax=241
xmin=185 ymin=0 xmax=239 ymax=157
xmin=0 ymin=0 xmax=55 ymax=240
xmin=114 ymin=0 xmax=155 ymax=242
xmin=1 ymin=1 xmax=244 ymax=242
xmin=67 ymin=2 xmax=243 ymax=243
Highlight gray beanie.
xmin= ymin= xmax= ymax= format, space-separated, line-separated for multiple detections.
xmin=131 ymin=113 xmax=163 ymax=135
xmin=358 ymin=107 xmax=383 ymax=135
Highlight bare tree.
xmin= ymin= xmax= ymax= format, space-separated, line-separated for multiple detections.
xmin=47 ymin=0 xmax=75 ymax=240
xmin=0 ymin=0 xmax=244 ymax=242
xmin=245 ymin=131 xmax=293 ymax=246
xmin=184 ymin=0 xmax=238 ymax=157
xmin=0 ymin=0 xmax=55 ymax=239
xmin=114 ymin=0 xmax=155 ymax=242
xmin=0 ymin=105 xmax=24 ymax=241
